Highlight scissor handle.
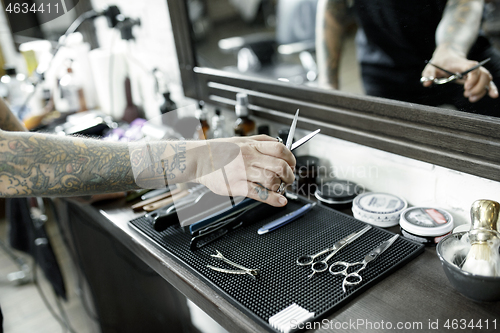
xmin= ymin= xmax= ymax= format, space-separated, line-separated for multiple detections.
xmin=329 ymin=261 xmax=350 ymax=276
xmin=342 ymin=273 xmax=363 ymax=292
xmin=296 ymin=255 xmax=315 ymax=266
xmin=329 ymin=261 xmax=365 ymax=276
xmin=311 ymin=260 xmax=329 ymax=273
xmin=433 ymin=75 xmax=459 ymax=84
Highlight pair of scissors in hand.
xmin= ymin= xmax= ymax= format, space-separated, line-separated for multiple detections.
xmin=276 ymin=109 xmax=320 ymax=193
xmin=296 ymin=225 xmax=372 ymax=279
xmin=329 ymin=234 xmax=399 ymax=292
xmin=420 ymin=58 xmax=491 ymax=85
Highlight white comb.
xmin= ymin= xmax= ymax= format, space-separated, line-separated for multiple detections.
xmin=268 ymin=303 xmax=314 ymax=333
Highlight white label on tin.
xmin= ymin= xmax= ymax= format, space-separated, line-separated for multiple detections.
xmin=356 ymin=193 xmax=406 ymax=214
xmin=405 ymin=208 xmax=449 ymax=228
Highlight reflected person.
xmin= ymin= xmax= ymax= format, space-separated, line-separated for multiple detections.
xmin=316 ymin=0 xmax=500 ymax=116
xmin=0 ymin=98 xmax=295 ymax=206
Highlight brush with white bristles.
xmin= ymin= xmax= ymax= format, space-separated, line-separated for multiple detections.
xmin=461 ymin=200 xmax=500 ymax=277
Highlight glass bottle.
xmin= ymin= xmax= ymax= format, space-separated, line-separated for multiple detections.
xmin=211 ymin=108 xmax=228 ymax=138
xmin=233 ymin=93 xmax=255 ymax=136
xmin=195 ymin=100 xmax=210 ymax=139
xmin=0 ymin=66 xmax=31 ymax=119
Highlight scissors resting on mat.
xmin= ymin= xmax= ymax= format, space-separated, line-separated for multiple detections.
xmin=329 ymin=234 xmax=399 ymax=292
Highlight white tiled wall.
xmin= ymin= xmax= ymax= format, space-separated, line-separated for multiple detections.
xmin=294 ymin=128 xmax=500 ymax=226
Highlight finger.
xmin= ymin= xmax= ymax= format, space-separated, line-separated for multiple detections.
xmin=246 ymin=163 xmax=291 ymax=192
xmin=247 ymin=134 xmax=277 ymax=142
xmin=488 ymin=81 xmax=499 ymax=99
xmin=252 ymin=141 xmax=296 ymax=167
xmin=464 ymin=68 xmax=483 ymax=93
xmin=421 ymin=65 xmax=436 ymax=87
xmin=250 ymin=158 xmax=296 ymax=184
xmin=250 ymin=175 xmax=282 ymax=192
xmin=246 ymin=182 xmax=288 ymax=207
xmin=466 ymin=69 xmax=491 ymax=102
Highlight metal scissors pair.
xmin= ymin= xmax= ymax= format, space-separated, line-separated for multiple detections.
xmin=420 ymin=58 xmax=491 ymax=85
xmin=329 ymin=234 xmax=399 ymax=292
xmin=296 ymin=225 xmax=372 ymax=279
xmin=276 ymin=109 xmax=320 ymax=193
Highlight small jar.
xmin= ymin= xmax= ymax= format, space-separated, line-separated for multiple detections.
xmin=352 ymin=192 xmax=407 ymax=227
xmin=399 ymin=207 xmax=453 ymax=245
xmin=314 ymin=179 xmax=362 ymax=210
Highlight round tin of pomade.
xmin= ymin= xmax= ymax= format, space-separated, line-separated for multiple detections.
xmin=399 ymin=207 xmax=453 ymax=245
xmin=352 ymin=192 xmax=407 ymax=227
xmin=314 ymin=179 xmax=362 ymax=210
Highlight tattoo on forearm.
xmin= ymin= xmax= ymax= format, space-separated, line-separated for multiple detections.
xmin=0 ymin=132 xmax=137 ymax=196
xmin=168 ymin=141 xmax=187 ymax=179
xmin=129 ymin=140 xmax=189 ymax=187
xmin=438 ymin=0 xmax=482 ymax=52
xmin=319 ymin=0 xmax=350 ymax=87
xmin=254 ymin=184 xmax=269 ymax=201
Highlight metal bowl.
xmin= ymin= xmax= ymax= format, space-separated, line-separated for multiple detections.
xmin=436 ymin=232 xmax=500 ymax=302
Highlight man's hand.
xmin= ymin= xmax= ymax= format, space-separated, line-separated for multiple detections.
xmin=421 ymin=47 xmax=499 ymax=103
xmin=196 ymin=135 xmax=296 ymax=207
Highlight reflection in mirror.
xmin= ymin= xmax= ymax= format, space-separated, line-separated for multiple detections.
xmin=188 ymin=0 xmax=500 ymax=117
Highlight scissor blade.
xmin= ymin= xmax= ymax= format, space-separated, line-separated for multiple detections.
xmin=333 ymin=225 xmax=372 ymax=250
xmin=460 ymin=58 xmax=491 ymax=77
xmin=373 ymin=234 xmax=399 ymax=255
xmin=286 ymin=109 xmax=299 ymax=149
xmin=426 ymin=61 xmax=455 ymax=76
xmin=345 ymin=225 xmax=372 ymax=244
xmin=291 ymin=129 xmax=320 ymax=151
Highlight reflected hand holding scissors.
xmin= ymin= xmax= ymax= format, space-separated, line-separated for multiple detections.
xmin=421 ymin=58 xmax=491 ymax=85
xmin=420 ymin=58 xmax=499 ymax=102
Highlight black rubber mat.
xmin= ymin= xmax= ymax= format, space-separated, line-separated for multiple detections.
xmin=129 ymin=198 xmax=424 ymax=332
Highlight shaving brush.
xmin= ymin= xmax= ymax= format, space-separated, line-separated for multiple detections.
xmin=462 ymin=200 xmax=500 ymax=276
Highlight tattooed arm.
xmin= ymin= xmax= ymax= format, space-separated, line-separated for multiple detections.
xmin=0 ymin=130 xmax=204 ymax=197
xmin=422 ymin=0 xmax=499 ymax=102
xmin=0 ymin=130 xmax=295 ymax=206
xmin=316 ymin=0 xmax=351 ymax=89
xmin=0 ymin=98 xmax=28 ymax=132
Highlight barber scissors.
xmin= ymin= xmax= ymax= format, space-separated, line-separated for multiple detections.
xmin=329 ymin=234 xmax=399 ymax=292
xmin=296 ymin=225 xmax=372 ymax=279
xmin=420 ymin=58 xmax=491 ymax=85
xmin=276 ymin=109 xmax=320 ymax=193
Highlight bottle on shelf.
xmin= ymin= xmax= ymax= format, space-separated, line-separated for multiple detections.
xmin=0 ymin=66 xmax=31 ymax=120
xmin=195 ymin=100 xmax=210 ymax=139
xmin=56 ymin=60 xmax=87 ymax=113
xmin=233 ymin=92 xmax=255 ymax=136
xmin=154 ymin=68 xmax=178 ymax=127
xmin=159 ymin=90 xmax=178 ymax=127
xmin=211 ymin=108 xmax=228 ymax=138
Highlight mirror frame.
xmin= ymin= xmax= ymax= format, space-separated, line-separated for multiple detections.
xmin=167 ymin=0 xmax=500 ymax=183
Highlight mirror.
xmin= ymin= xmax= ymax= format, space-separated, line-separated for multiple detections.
xmin=187 ymin=0 xmax=500 ymax=117
xmin=188 ymin=0 xmax=361 ymax=91
xmin=166 ymin=0 xmax=500 ymax=183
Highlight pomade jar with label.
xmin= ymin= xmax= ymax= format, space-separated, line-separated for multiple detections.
xmin=352 ymin=192 xmax=407 ymax=227
xmin=399 ymin=207 xmax=454 ymax=245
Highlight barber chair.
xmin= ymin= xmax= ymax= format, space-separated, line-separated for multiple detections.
xmin=217 ymin=0 xmax=318 ymax=84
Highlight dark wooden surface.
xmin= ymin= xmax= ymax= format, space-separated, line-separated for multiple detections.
xmin=65 ymin=198 xmax=500 ymax=333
